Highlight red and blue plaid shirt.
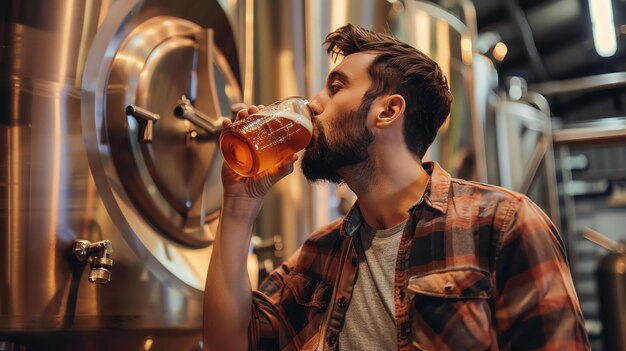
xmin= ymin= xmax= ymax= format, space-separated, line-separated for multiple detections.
xmin=249 ymin=161 xmax=590 ymax=350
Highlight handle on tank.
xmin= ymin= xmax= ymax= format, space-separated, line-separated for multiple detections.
xmin=125 ymin=104 xmax=160 ymax=143
xmin=174 ymin=95 xmax=225 ymax=134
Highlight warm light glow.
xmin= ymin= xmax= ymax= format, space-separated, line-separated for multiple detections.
xmin=492 ymin=42 xmax=508 ymax=61
xmin=461 ymin=37 xmax=473 ymax=65
xmin=415 ymin=11 xmax=431 ymax=56
xmin=330 ymin=0 xmax=349 ymax=38
xmin=278 ymin=49 xmax=298 ymax=97
xmin=328 ymin=0 xmax=349 ymax=69
xmin=143 ymin=337 xmax=154 ymax=351
xmin=435 ymin=19 xmax=450 ymax=90
xmin=589 ymin=0 xmax=617 ymax=57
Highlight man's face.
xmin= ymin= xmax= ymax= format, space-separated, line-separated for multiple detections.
xmin=302 ymin=53 xmax=377 ymax=183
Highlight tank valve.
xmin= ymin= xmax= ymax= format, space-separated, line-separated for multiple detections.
xmin=73 ymin=240 xmax=113 ymax=284
xmin=174 ymin=95 xmax=224 ymax=133
xmin=125 ymin=104 xmax=160 ymax=143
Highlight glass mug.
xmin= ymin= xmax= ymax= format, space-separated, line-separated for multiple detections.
xmin=219 ymin=96 xmax=313 ymax=177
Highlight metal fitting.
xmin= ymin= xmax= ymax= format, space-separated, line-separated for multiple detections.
xmin=73 ymin=239 xmax=113 ymax=284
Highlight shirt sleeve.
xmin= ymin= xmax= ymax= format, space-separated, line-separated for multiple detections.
xmin=248 ymin=248 xmax=301 ymax=351
xmin=494 ymin=197 xmax=591 ymax=350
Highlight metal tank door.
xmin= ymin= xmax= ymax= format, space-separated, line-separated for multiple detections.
xmin=82 ymin=0 xmax=244 ymax=291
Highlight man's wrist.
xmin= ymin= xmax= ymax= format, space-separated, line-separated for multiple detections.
xmin=222 ymin=195 xmax=264 ymax=218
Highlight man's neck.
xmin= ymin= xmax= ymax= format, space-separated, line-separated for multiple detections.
xmin=342 ymin=155 xmax=429 ymax=230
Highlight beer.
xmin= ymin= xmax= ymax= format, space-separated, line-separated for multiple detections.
xmin=220 ymin=97 xmax=312 ymax=177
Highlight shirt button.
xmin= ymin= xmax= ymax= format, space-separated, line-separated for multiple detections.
xmin=399 ymin=289 xmax=405 ymax=301
xmin=326 ymin=334 xmax=338 ymax=346
xmin=337 ymin=296 xmax=348 ymax=308
xmin=400 ymin=321 xmax=412 ymax=339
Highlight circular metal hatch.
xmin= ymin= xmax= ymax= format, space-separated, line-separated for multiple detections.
xmin=82 ymin=0 xmax=242 ymax=291
xmin=107 ymin=17 xmax=232 ymax=248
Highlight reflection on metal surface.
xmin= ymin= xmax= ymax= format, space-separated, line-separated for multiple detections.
xmin=1 ymin=0 xmax=247 ymax=349
xmin=73 ymin=240 xmax=114 ymax=284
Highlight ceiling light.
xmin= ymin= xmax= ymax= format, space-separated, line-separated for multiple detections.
xmin=589 ymin=0 xmax=617 ymax=57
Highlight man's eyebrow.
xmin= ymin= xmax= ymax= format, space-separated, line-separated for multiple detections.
xmin=327 ymin=70 xmax=349 ymax=84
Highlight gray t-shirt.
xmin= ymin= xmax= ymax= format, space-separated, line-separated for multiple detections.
xmin=338 ymin=219 xmax=406 ymax=350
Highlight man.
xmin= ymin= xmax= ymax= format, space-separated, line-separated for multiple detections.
xmin=204 ymin=24 xmax=590 ymax=350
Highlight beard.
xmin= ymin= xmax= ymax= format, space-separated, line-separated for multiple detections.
xmin=301 ymin=99 xmax=374 ymax=183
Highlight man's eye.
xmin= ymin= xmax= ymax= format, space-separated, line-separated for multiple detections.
xmin=329 ymin=84 xmax=341 ymax=94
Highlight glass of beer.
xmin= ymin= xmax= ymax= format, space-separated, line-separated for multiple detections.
xmin=219 ymin=96 xmax=313 ymax=177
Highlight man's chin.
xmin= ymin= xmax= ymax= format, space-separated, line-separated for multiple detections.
xmin=301 ymin=157 xmax=343 ymax=184
xmin=304 ymin=173 xmax=344 ymax=184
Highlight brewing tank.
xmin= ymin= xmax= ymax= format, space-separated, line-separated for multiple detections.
xmin=596 ymin=250 xmax=626 ymax=351
xmin=0 ymin=0 xmax=248 ymax=349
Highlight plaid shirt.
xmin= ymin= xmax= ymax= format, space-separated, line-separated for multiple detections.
xmin=249 ymin=161 xmax=590 ymax=350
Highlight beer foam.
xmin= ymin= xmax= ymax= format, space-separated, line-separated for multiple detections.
xmin=262 ymin=110 xmax=313 ymax=134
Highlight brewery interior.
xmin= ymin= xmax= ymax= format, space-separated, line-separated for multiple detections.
xmin=1 ymin=0 xmax=625 ymax=350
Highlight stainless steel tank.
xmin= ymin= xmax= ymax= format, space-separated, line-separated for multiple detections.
xmin=584 ymin=228 xmax=626 ymax=351
xmin=597 ymin=249 xmax=626 ymax=351
xmin=1 ymin=0 xmax=248 ymax=349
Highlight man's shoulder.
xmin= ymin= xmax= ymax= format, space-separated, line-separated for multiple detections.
xmin=449 ymin=177 xmax=528 ymax=208
xmin=439 ymin=177 xmax=539 ymax=238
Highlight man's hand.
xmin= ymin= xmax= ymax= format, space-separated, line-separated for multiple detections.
xmin=221 ymin=105 xmax=299 ymax=200
xmin=204 ymin=103 xmax=298 ymax=351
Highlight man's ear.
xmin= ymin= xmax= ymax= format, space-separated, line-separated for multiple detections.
xmin=375 ymin=94 xmax=405 ymax=128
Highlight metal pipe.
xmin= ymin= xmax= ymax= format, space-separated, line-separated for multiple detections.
xmin=174 ymin=96 xmax=224 ymax=133
xmin=125 ymin=104 xmax=160 ymax=143
xmin=583 ymin=227 xmax=623 ymax=253
xmin=552 ymin=117 xmax=626 ymax=145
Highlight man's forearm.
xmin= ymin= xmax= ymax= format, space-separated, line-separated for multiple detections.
xmin=203 ymin=197 xmax=263 ymax=351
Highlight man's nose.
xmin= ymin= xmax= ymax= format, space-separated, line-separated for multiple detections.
xmin=308 ymin=94 xmax=324 ymax=116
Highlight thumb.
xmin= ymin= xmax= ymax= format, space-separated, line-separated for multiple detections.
xmin=247 ymin=155 xmax=298 ymax=198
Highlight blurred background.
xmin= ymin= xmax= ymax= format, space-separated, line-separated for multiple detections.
xmin=1 ymin=0 xmax=624 ymax=350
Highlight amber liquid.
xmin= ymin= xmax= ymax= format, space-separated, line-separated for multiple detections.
xmin=220 ymin=112 xmax=312 ymax=176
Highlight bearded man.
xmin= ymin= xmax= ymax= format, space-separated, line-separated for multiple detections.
xmin=203 ymin=24 xmax=590 ymax=351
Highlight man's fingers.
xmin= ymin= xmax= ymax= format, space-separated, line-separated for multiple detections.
xmin=247 ymin=105 xmax=260 ymax=115
xmin=236 ymin=108 xmax=249 ymax=121
xmin=232 ymin=104 xmax=266 ymax=122
xmin=221 ymin=117 xmax=232 ymax=128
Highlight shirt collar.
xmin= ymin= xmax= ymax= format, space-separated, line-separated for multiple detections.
xmin=420 ymin=161 xmax=450 ymax=214
xmin=341 ymin=203 xmax=363 ymax=237
xmin=340 ymin=161 xmax=451 ymax=236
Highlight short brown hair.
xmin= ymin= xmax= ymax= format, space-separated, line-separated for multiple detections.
xmin=325 ymin=24 xmax=452 ymax=159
